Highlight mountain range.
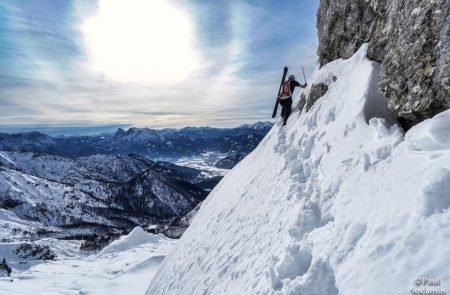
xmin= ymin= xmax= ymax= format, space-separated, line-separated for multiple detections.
xmin=0 ymin=122 xmax=273 ymax=242
xmin=0 ymin=122 xmax=273 ymax=159
xmin=0 ymin=152 xmax=210 ymax=240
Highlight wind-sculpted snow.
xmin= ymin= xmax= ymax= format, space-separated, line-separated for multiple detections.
xmin=100 ymin=227 xmax=158 ymax=255
xmin=406 ymin=110 xmax=450 ymax=151
xmin=147 ymin=45 xmax=450 ymax=294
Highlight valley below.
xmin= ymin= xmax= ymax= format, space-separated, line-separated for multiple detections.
xmin=0 ymin=122 xmax=272 ymax=282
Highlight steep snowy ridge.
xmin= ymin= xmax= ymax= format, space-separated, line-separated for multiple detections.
xmin=147 ymin=46 xmax=450 ymax=294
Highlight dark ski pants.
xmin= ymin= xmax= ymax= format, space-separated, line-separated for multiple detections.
xmin=280 ymin=97 xmax=292 ymax=125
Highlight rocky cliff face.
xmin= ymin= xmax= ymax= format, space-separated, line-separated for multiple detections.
xmin=317 ymin=0 xmax=450 ymax=128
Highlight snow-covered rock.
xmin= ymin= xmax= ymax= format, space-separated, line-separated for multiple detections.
xmin=100 ymin=227 xmax=159 ymax=255
xmin=147 ymin=45 xmax=450 ymax=294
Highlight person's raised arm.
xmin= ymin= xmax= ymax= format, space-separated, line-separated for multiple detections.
xmin=295 ymin=80 xmax=307 ymax=88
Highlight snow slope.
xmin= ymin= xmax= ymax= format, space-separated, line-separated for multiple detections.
xmin=100 ymin=226 xmax=158 ymax=255
xmin=1 ymin=228 xmax=175 ymax=295
xmin=147 ymin=45 xmax=450 ymax=294
xmin=0 ymin=209 xmax=51 ymax=240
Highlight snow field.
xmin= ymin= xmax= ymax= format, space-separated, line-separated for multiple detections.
xmin=147 ymin=45 xmax=450 ymax=294
xmin=0 ymin=227 xmax=174 ymax=295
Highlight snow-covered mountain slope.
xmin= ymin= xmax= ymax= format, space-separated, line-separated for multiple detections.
xmin=0 ymin=167 xmax=111 ymax=227
xmin=147 ymin=45 xmax=450 ymax=294
xmin=0 ymin=152 xmax=153 ymax=187
xmin=0 ymin=209 xmax=56 ymax=241
xmin=0 ymin=153 xmax=207 ymax=237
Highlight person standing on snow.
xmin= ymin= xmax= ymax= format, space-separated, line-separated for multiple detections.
xmin=278 ymin=74 xmax=307 ymax=126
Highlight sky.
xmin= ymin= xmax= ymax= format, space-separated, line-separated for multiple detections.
xmin=0 ymin=0 xmax=320 ymax=135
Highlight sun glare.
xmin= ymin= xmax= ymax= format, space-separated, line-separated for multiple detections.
xmin=81 ymin=0 xmax=199 ymax=84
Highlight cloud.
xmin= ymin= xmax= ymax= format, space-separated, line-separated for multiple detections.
xmin=0 ymin=0 xmax=320 ymax=132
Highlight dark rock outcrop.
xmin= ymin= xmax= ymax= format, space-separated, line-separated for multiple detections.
xmin=317 ymin=0 xmax=450 ymax=128
xmin=195 ymin=176 xmax=223 ymax=191
xmin=15 ymin=243 xmax=57 ymax=260
xmin=150 ymin=202 xmax=203 ymax=239
xmin=306 ymin=83 xmax=329 ymax=111
xmin=0 ymin=258 xmax=11 ymax=276
xmin=215 ymin=153 xmax=247 ymax=169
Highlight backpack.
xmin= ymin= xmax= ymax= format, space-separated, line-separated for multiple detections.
xmin=279 ymin=81 xmax=292 ymax=99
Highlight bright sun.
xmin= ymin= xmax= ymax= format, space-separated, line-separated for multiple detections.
xmin=81 ymin=0 xmax=199 ymax=84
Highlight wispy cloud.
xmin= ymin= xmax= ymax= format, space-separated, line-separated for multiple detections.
xmin=0 ymin=0 xmax=319 ymax=133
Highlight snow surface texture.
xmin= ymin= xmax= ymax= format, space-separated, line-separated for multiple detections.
xmin=0 ymin=227 xmax=174 ymax=294
xmin=147 ymin=45 xmax=450 ymax=294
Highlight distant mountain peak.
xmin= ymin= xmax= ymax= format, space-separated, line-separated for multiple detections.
xmin=115 ymin=128 xmax=126 ymax=136
xmin=1 ymin=122 xmax=272 ymax=158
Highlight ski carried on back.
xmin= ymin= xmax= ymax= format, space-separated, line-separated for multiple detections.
xmin=272 ymin=66 xmax=288 ymax=118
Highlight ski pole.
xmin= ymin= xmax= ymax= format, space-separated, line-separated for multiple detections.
xmin=302 ymin=66 xmax=307 ymax=84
